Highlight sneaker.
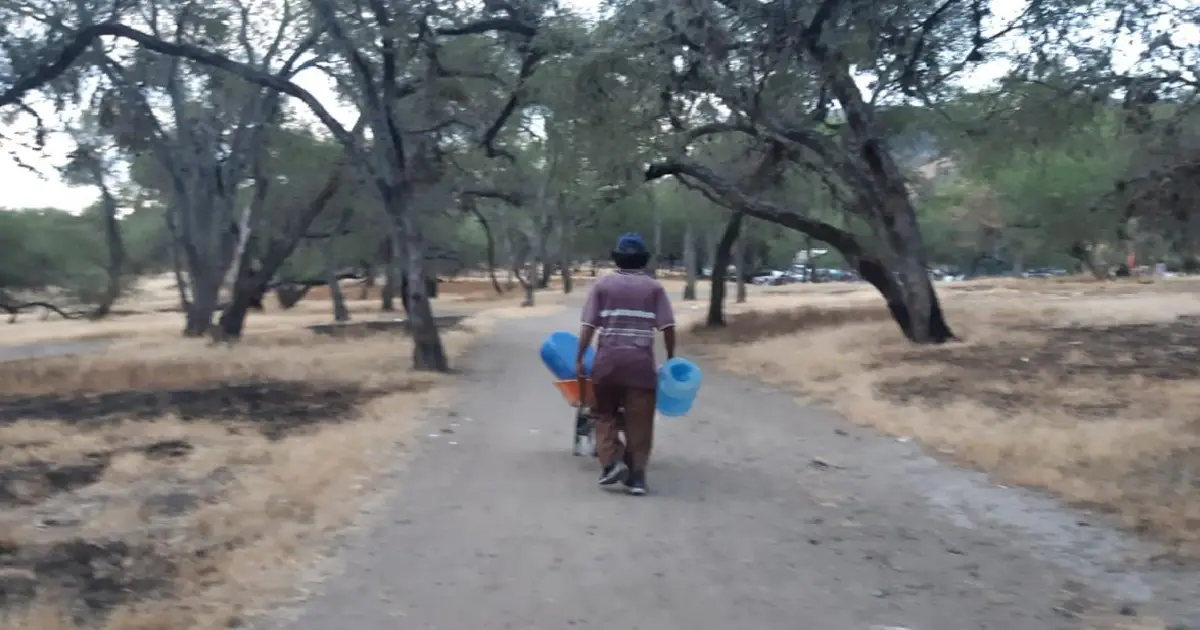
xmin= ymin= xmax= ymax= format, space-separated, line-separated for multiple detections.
xmin=598 ymin=460 xmax=629 ymax=486
xmin=625 ymin=472 xmax=647 ymax=496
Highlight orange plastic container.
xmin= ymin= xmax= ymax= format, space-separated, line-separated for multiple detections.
xmin=553 ymin=378 xmax=595 ymax=407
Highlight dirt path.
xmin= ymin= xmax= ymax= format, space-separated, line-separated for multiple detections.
xmin=278 ymin=308 xmax=1200 ymax=630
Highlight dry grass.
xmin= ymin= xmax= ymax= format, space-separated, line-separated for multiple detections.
xmin=689 ymin=276 xmax=1200 ymax=559
xmin=0 ymin=274 xmax=512 ymax=629
xmin=2 ymin=272 xmax=584 ymax=346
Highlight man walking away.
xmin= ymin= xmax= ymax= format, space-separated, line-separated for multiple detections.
xmin=575 ymin=233 xmax=676 ymax=496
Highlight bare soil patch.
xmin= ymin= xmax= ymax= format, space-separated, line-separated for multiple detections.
xmin=0 ymin=301 xmax=484 ymax=629
xmin=690 ymin=276 xmax=1200 ymax=559
xmin=0 ymin=380 xmax=392 ymax=439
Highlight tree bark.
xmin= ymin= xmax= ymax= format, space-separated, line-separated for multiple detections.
xmin=811 ymin=43 xmax=948 ymax=342
xmin=649 ymin=213 xmax=663 ymax=277
xmin=183 ymin=268 xmax=221 ymax=337
xmin=166 ymin=209 xmax=191 ymax=312
xmin=853 ymin=256 xmax=953 ymax=342
xmin=704 ymin=228 xmax=717 ymax=275
xmin=322 ymin=237 xmax=350 ymax=322
xmin=559 ymin=224 xmax=574 ymax=294
xmin=706 ymin=212 xmax=742 ymax=326
xmin=217 ymin=168 xmax=344 ymax=339
xmin=735 ymin=235 xmax=747 ymax=303
xmin=561 ymin=259 xmax=573 ymax=293
xmin=398 ymin=208 xmax=447 ymax=372
xmin=91 ymin=182 xmax=124 ymax=319
xmin=468 ymin=205 xmax=504 ymax=294
xmin=523 ymin=256 xmax=536 ymax=306
xmin=533 ymin=207 xmax=552 ymax=291
xmin=683 ymin=221 xmax=697 ymax=301
xmin=382 ymin=231 xmax=403 ymax=312
xmin=645 ymin=158 xmax=954 ymax=343
xmin=500 ymin=220 xmax=516 ymax=290
xmin=360 ymin=262 xmax=375 ymax=299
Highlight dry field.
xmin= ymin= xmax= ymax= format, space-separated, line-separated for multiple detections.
xmin=2 ymin=273 xmax=582 ymax=347
xmin=686 ymin=276 xmax=1200 ymax=560
xmin=0 ymin=274 xmax=572 ymax=629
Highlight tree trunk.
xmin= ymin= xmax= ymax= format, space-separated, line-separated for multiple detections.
xmin=178 ymin=195 xmax=241 ymax=338
xmin=219 ymin=289 xmax=257 ymax=341
xmin=217 ymin=168 xmax=344 ymax=339
xmin=853 ymin=256 xmax=953 ymax=343
xmin=803 ymin=43 xmax=954 ymax=343
xmin=399 ymin=210 xmax=447 ymax=372
xmin=805 ymin=236 xmax=814 ymax=282
xmin=382 ymin=231 xmax=404 ymax=312
xmin=683 ymin=221 xmax=697 ymax=301
xmin=382 ymin=271 xmax=395 ymax=311
xmin=230 ymin=247 xmax=265 ymax=313
xmin=183 ymin=268 xmax=221 ymax=337
xmin=735 ymin=235 xmax=747 ymax=304
xmin=561 ymin=261 xmax=573 ymax=293
xmin=322 ymin=237 xmax=350 ymax=323
xmin=225 ymin=203 xmax=255 ymax=291
xmin=91 ymin=184 xmax=124 ymax=319
xmin=559 ymin=231 xmax=574 ymax=294
xmin=534 ymin=212 xmax=552 ymax=291
xmin=538 ymin=258 xmax=552 ymax=289
xmin=166 ymin=210 xmax=191 ymax=312
xmin=360 ymin=262 xmax=375 ymax=299
xmin=523 ymin=257 xmax=536 ymax=306
xmin=469 ymin=206 xmax=504 ymax=294
xmin=704 ymin=228 xmax=717 ymax=276
xmin=706 ymin=212 xmax=742 ymax=326
xmin=1069 ymin=242 xmax=1109 ymax=279
xmin=1180 ymin=211 xmax=1200 ymax=274
xmin=501 ymin=224 xmax=516 ymax=290
xmin=649 ymin=213 xmax=663 ymax=277
xmin=275 ymin=285 xmax=313 ymax=310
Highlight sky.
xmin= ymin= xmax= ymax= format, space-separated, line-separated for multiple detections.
xmin=0 ymin=0 xmax=1191 ymax=213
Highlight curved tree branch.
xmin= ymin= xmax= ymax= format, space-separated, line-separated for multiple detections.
xmin=1 ymin=300 xmax=86 ymax=323
xmin=1 ymin=22 xmax=367 ymax=169
xmin=645 ymin=156 xmax=864 ymax=256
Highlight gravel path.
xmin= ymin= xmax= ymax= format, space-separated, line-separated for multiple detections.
xmin=276 ymin=307 xmax=1197 ymax=629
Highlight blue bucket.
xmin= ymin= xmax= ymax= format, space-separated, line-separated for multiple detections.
xmin=540 ymin=331 xmax=594 ymax=380
xmin=656 ymin=358 xmax=702 ymax=417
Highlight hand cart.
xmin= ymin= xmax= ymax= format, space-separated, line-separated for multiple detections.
xmin=552 ymin=378 xmax=625 ymax=457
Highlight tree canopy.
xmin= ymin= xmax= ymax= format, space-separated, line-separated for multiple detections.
xmin=0 ymin=0 xmax=1196 ymax=366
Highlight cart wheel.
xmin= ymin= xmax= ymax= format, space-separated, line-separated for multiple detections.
xmin=573 ymin=407 xmax=590 ymax=456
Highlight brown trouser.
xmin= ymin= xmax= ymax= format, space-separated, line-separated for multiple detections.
xmin=591 ymin=379 xmax=655 ymax=472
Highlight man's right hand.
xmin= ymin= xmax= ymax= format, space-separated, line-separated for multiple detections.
xmin=662 ymin=326 xmax=676 ymax=360
xmin=574 ymin=359 xmax=587 ymax=407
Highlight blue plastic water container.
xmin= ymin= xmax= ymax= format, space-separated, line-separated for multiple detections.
xmin=656 ymin=357 xmax=702 ymax=417
xmin=540 ymin=331 xmax=594 ymax=380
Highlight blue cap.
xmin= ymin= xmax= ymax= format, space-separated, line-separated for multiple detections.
xmin=614 ymin=232 xmax=646 ymax=254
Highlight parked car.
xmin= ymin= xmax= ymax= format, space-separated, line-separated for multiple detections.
xmin=752 ymin=270 xmax=796 ymax=285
